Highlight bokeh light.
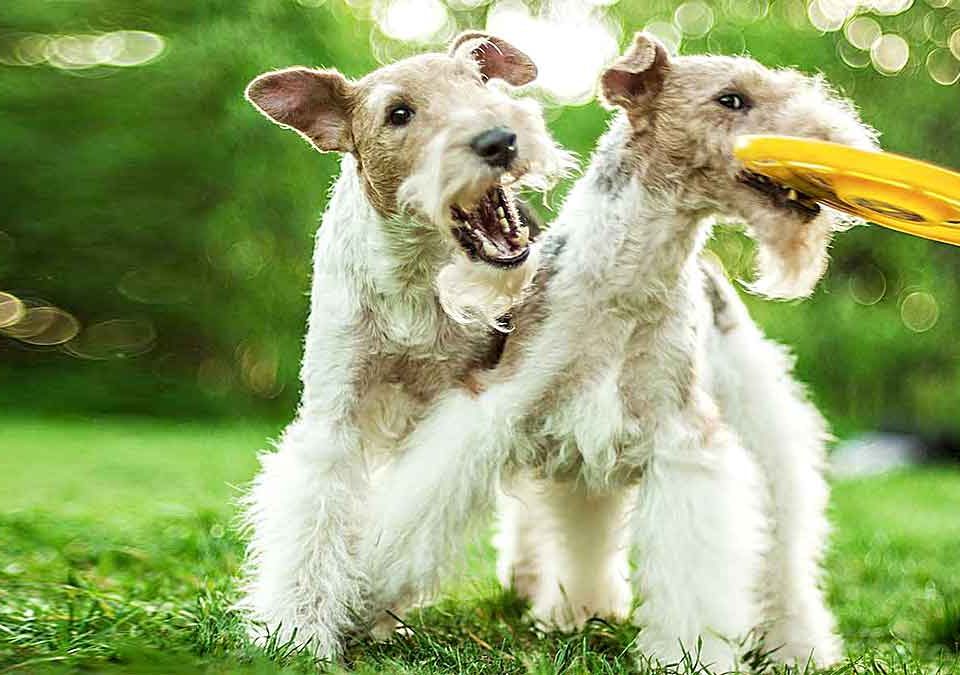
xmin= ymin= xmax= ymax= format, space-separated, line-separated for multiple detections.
xmin=95 ymin=31 xmax=166 ymax=67
xmin=237 ymin=340 xmax=284 ymax=398
xmin=706 ymin=25 xmax=746 ymax=53
xmin=0 ymin=30 xmax=165 ymax=70
xmin=3 ymin=33 xmax=50 ymax=66
xmin=839 ymin=39 xmax=874 ymax=67
xmin=725 ymin=0 xmax=769 ymax=24
xmin=0 ymin=295 xmax=80 ymax=347
xmin=926 ymin=47 xmax=960 ymax=84
xmin=644 ymin=19 xmax=683 ymax=54
xmin=900 ymin=291 xmax=940 ymax=332
xmin=871 ymin=33 xmax=910 ymax=74
xmin=922 ymin=11 xmax=950 ymax=45
xmin=808 ymin=0 xmax=847 ymax=32
xmin=17 ymin=308 xmax=81 ymax=346
xmin=486 ymin=0 xmax=620 ymax=104
xmin=674 ymin=1 xmax=716 ymax=38
xmin=0 ymin=292 xmax=25 ymax=329
xmin=850 ymin=264 xmax=888 ymax=305
xmin=1 ymin=306 xmax=57 ymax=340
xmin=64 ymin=319 xmax=157 ymax=360
xmin=46 ymin=34 xmax=101 ymax=70
xmin=870 ymin=0 xmax=914 ymax=15
xmin=377 ymin=0 xmax=451 ymax=42
xmin=845 ymin=16 xmax=882 ymax=49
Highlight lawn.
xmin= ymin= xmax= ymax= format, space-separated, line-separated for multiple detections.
xmin=1 ymin=416 xmax=959 ymax=674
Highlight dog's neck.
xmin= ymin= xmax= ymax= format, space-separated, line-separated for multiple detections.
xmin=315 ymin=155 xmax=456 ymax=345
xmin=553 ymin=114 xmax=712 ymax=311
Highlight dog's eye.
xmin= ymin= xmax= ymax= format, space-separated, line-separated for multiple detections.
xmin=387 ymin=104 xmax=414 ymax=127
xmin=716 ymin=93 xmax=748 ymax=111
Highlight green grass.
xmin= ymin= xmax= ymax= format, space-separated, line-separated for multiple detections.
xmin=2 ymin=417 xmax=960 ymax=674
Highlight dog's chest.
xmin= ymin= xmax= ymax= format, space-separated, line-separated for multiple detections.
xmin=518 ymin=318 xmax=693 ymax=487
xmin=513 ymin=327 xmax=632 ymax=484
xmin=357 ymin=323 xmax=496 ymax=461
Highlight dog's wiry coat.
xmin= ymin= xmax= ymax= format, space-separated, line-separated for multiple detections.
xmin=363 ymin=33 xmax=878 ymax=671
xmin=238 ymin=34 xmax=570 ymax=657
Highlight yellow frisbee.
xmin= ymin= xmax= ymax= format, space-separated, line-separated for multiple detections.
xmin=734 ymin=135 xmax=960 ymax=246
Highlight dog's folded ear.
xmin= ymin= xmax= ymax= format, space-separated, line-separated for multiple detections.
xmin=245 ymin=68 xmax=355 ymax=153
xmin=449 ymin=32 xmax=537 ymax=87
xmin=600 ymin=32 xmax=670 ymax=110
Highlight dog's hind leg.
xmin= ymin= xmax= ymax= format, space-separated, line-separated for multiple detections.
xmin=703 ymin=264 xmax=843 ymax=667
xmin=514 ymin=477 xmax=633 ymax=631
xmin=630 ymin=405 xmax=767 ymax=673
xmin=494 ymin=472 xmax=546 ymax=602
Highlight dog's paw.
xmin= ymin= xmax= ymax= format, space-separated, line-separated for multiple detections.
xmin=369 ymin=611 xmax=415 ymax=642
xmin=765 ymin=633 xmax=844 ymax=668
xmin=496 ymin=557 xmax=540 ymax=601
xmin=530 ymin=575 xmax=632 ymax=632
xmin=635 ymin=632 xmax=742 ymax=674
xmin=764 ymin=610 xmax=844 ymax=667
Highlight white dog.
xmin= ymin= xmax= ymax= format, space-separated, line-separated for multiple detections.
xmin=360 ymin=33 xmax=878 ymax=672
xmin=238 ymin=33 xmax=570 ymax=657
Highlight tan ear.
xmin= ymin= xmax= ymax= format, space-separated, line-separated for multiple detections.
xmin=245 ymin=67 xmax=354 ymax=153
xmin=600 ymin=32 xmax=670 ymax=109
xmin=449 ymin=31 xmax=538 ymax=86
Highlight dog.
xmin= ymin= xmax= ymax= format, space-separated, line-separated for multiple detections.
xmin=238 ymin=32 xmax=570 ymax=657
xmin=360 ymin=33 xmax=878 ymax=672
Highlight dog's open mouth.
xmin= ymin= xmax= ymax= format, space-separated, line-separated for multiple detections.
xmin=451 ymin=185 xmax=531 ymax=268
xmin=737 ymin=170 xmax=821 ymax=219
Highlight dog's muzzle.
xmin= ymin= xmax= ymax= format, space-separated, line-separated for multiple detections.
xmin=451 ymin=184 xmax=531 ymax=268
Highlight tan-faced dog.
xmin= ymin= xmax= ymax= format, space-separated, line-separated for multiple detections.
xmin=239 ymin=33 xmax=570 ymax=657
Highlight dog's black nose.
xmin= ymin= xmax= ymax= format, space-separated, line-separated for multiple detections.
xmin=470 ymin=127 xmax=518 ymax=168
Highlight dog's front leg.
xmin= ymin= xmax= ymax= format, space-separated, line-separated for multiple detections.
xmin=239 ymin=285 xmax=370 ymax=658
xmin=240 ymin=413 xmax=366 ymax=658
xmin=359 ymin=388 xmax=512 ymax=624
xmin=359 ymin=309 xmax=579 ymax=628
xmin=630 ymin=402 xmax=768 ymax=673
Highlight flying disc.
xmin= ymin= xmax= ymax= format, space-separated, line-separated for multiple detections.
xmin=734 ymin=135 xmax=960 ymax=246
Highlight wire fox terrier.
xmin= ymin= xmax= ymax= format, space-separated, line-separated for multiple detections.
xmin=239 ymin=32 xmax=570 ymax=657
xmin=361 ymin=33 xmax=878 ymax=672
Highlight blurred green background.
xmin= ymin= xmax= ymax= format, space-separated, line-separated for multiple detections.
xmin=1 ymin=0 xmax=958 ymax=436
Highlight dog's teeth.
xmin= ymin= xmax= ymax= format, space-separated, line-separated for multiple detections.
xmin=500 ymin=217 xmax=510 ymax=232
xmin=787 ymin=188 xmax=799 ymax=201
xmin=496 ymin=206 xmax=505 ymax=218
xmin=482 ymin=240 xmax=499 ymax=258
xmin=515 ymin=227 xmax=529 ymax=248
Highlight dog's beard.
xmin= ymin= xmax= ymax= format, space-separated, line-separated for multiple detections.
xmin=397 ymin=114 xmax=572 ymax=328
xmin=436 ymin=246 xmax=539 ymax=330
xmin=741 ymin=206 xmax=856 ymax=300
